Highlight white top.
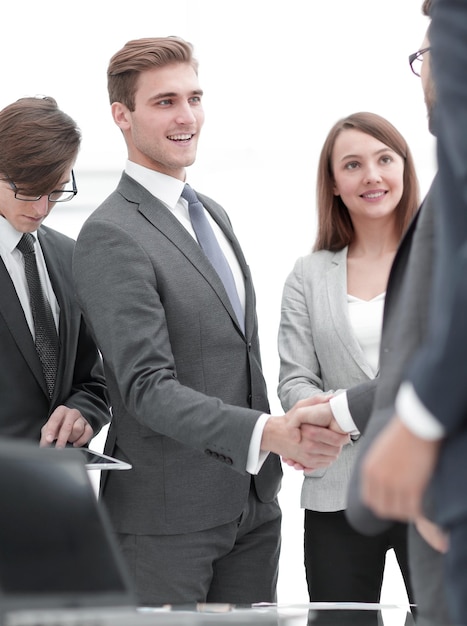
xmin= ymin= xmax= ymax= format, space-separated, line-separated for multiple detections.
xmin=330 ymin=293 xmax=385 ymax=436
xmin=347 ymin=293 xmax=385 ymax=376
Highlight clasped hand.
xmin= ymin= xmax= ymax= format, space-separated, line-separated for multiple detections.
xmin=262 ymin=396 xmax=350 ymax=472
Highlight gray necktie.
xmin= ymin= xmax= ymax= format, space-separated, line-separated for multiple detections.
xmin=17 ymin=233 xmax=59 ymax=397
xmin=182 ymin=184 xmax=245 ymax=332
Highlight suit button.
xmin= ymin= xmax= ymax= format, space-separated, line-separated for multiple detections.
xmin=225 ymin=457 xmax=233 ymax=466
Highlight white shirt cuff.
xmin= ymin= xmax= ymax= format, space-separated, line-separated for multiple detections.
xmin=246 ymin=413 xmax=270 ymax=474
xmin=396 ymin=381 xmax=445 ymax=440
xmin=329 ymin=392 xmax=360 ymax=437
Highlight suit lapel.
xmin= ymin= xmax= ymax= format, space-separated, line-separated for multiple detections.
xmin=385 ymin=207 xmax=421 ymax=308
xmin=122 ymin=176 xmax=248 ymax=337
xmin=326 ymin=248 xmax=375 ymax=378
xmin=0 ymin=258 xmax=47 ymax=394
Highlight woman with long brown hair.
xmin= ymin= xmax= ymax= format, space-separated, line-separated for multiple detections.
xmin=278 ymin=111 xmax=419 ymax=603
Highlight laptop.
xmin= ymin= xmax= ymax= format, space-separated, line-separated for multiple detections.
xmin=0 ymin=439 xmax=291 ymax=626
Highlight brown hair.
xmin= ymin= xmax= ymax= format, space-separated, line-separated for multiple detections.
xmin=107 ymin=36 xmax=198 ymax=111
xmin=0 ymin=96 xmax=80 ymax=196
xmin=314 ymin=112 xmax=419 ymax=252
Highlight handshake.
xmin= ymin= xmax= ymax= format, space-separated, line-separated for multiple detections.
xmin=261 ymin=395 xmax=350 ymax=472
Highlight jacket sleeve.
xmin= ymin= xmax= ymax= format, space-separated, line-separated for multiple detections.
xmin=64 ymin=314 xmax=110 ymax=436
xmin=346 ymin=379 xmax=378 ymax=433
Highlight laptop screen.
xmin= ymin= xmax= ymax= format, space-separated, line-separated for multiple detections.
xmin=0 ymin=438 xmax=136 ymax=613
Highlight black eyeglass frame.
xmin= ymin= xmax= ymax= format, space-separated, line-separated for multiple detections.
xmin=408 ymin=46 xmax=431 ymax=77
xmin=4 ymin=170 xmax=78 ymax=203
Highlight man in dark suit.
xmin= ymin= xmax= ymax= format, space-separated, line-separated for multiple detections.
xmin=0 ymin=96 xmax=109 ymax=447
xmin=359 ymin=0 xmax=467 ymax=623
xmin=72 ymin=36 xmax=348 ymax=606
xmin=295 ymin=2 xmax=451 ymax=623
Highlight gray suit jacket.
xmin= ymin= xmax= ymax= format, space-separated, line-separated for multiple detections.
xmin=345 ymin=182 xmax=437 ymax=533
xmin=0 ymin=226 xmax=109 ymax=441
xmin=278 ymin=247 xmax=376 ymax=511
xmin=72 ymin=173 xmax=282 ymax=536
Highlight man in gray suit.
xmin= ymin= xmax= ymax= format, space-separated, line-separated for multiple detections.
xmin=72 ymin=36 xmax=348 ymax=606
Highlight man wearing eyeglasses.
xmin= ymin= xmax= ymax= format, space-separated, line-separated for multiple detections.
xmin=360 ymin=0 xmax=467 ymax=622
xmin=293 ymin=0 xmax=450 ymax=623
xmin=0 ymin=96 xmax=110 ymax=447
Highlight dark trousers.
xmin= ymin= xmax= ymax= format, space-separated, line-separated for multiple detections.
xmin=445 ymin=520 xmax=467 ymax=625
xmin=304 ymin=509 xmax=414 ymax=604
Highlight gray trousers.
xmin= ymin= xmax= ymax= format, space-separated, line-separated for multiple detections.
xmin=116 ymin=486 xmax=281 ymax=606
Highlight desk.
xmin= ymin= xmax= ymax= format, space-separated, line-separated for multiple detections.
xmin=4 ymin=603 xmax=415 ymax=626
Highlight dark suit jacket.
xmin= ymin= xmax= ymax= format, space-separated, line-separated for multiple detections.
xmin=72 ymin=173 xmax=282 ymax=536
xmin=0 ymin=225 xmax=110 ymax=441
xmin=406 ymin=0 xmax=467 ymax=529
xmin=342 ymin=182 xmax=437 ymax=533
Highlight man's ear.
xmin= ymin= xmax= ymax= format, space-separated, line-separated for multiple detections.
xmin=111 ymin=102 xmax=131 ymax=130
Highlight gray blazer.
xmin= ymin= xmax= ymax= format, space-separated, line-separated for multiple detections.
xmin=72 ymin=173 xmax=281 ymax=536
xmin=278 ymin=247 xmax=377 ymax=511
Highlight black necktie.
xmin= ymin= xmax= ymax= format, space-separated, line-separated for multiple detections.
xmin=181 ymin=184 xmax=245 ymax=332
xmin=16 ymin=233 xmax=59 ymax=397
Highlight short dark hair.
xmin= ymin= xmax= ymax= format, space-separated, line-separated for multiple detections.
xmin=107 ymin=36 xmax=198 ymax=111
xmin=0 ymin=96 xmax=80 ymax=195
xmin=314 ymin=112 xmax=419 ymax=252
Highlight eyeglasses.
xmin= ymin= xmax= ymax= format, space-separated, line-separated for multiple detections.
xmin=408 ymin=47 xmax=431 ymax=77
xmin=3 ymin=170 xmax=78 ymax=202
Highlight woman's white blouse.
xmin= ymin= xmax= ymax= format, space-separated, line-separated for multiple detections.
xmin=346 ymin=292 xmax=385 ymax=376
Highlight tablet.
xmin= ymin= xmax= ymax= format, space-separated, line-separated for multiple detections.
xmin=60 ymin=445 xmax=132 ymax=470
xmin=76 ymin=448 xmax=132 ymax=470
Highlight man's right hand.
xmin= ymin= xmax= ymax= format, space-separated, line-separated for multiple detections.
xmin=261 ymin=397 xmax=350 ymax=472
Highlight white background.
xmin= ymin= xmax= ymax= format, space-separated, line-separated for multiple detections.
xmin=3 ymin=0 xmax=437 ymax=611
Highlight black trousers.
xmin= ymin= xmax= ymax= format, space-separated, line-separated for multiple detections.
xmin=304 ymin=509 xmax=414 ymax=604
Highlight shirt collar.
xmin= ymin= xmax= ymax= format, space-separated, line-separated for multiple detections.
xmin=125 ymin=160 xmax=186 ymax=209
xmin=0 ymin=216 xmax=37 ymax=254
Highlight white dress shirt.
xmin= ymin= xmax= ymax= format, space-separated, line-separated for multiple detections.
xmin=396 ymin=382 xmax=445 ymax=440
xmin=0 ymin=216 xmax=59 ymax=336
